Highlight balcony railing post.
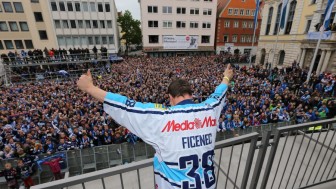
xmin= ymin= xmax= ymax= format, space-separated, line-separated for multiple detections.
xmin=241 ymin=135 xmax=258 ymax=189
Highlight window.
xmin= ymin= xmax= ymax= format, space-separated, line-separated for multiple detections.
xmin=251 ymin=10 xmax=255 ymax=16
xmin=70 ymin=20 xmax=76 ymax=28
xmin=204 ymin=0 xmax=212 ymax=2
xmin=266 ymin=7 xmax=273 ymax=35
xmin=234 ymin=21 xmax=239 ymax=28
xmin=3 ymin=2 xmax=13 ymax=12
xmin=285 ymin=1 xmax=297 ymax=34
xmin=234 ymin=9 xmax=238 ymax=15
xmin=13 ymin=2 xmax=23 ymax=13
xmin=98 ymin=3 xmax=103 ymax=12
xmin=19 ymin=22 xmax=29 ymax=31
xmin=65 ymin=37 xmax=72 ymax=46
xmin=163 ymin=6 xmax=172 ymax=14
xmin=59 ymin=2 xmax=65 ymax=11
xmin=63 ymin=20 xmax=69 ymax=28
xmin=242 ymin=21 xmax=247 ymax=28
xmin=88 ymin=37 xmax=93 ymax=45
xmin=109 ymin=36 xmax=114 ymax=44
xmin=248 ymin=22 xmax=253 ymax=28
xmin=223 ymin=35 xmax=229 ymax=42
xmin=148 ymin=6 xmax=158 ymax=13
xmin=95 ymin=36 xmax=100 ymax=44
xmin=148 ymin=20 xmax=158 ymax=28
xmin=201 ymin=35 xmax=210 ymax=43
xmin=92 ymin=20 xmax=98 ymax=28
xmin=14 ymin=40 xmax=24 ymax=49
xmin=0 ymin=4 xmax=2 ymax=12
xmin=246 ymin=10 xmax=250 ymax=15
xmin=311 ymin=0 xmax=317 ymax=4
xmin=177 ymin=7 xmax=186 ymax=14
xmin=305 ymin=20 xmax=312 ymax=33
xmin=24 ymin=40 xmax=34 ymax=49
xmin=9 ymin=22 xmax=19 ymax=31
xmin=107 ymin=21 xmax=112 ymax=28
xmin=228 ymin=9 xmax=233 ymax=15
xmin=82 ymin=2 xmax=88 ymax=11
xmin=190 ymin=22 xmax=198 ymax=28
xmin=67 ymin=2 xmax=73 ymax=11
xmin=273 ymin=3 xmax=282 ymax=35
xmin=78 ymin=20 xmax=84 ymax=28
xmin=247 ymin=36 xmax=252 ymax=42
xmin=4 ymin=40 xmax=14 ymax=49
xmin=31 ymin=0 xmax=39 ymax=2
xmin=100 ymin=21 xmax=105 ymax=28
xmin=73 ymin=37 xmax=80 ymax=46
xmin=163 ymin=21 xmax=172 ymax=28
xmin=0 ymin=22 xmax=9 ymax=31
xmin=34 ymin=12 xmax=44 ymax=22
xmin=105 ymin=3 xmax=110 ymax=12
xmin=81 ymin=37 xmax=87 ymax=45
xmin=224 ymin=21 xmax=230 ymax=28
xmin=190 ymin=8 xmax=199 ymax=15
xmin=278 ymin=50 xmax=285 ymax=65
xmin=39 ymin=30 xmax=48 ymax=40
xmin=85 ymin=20 xmax=91 ymax=28
xmin=232 ymin=35 xmax=237 ymax=42
xmin=241 ymin=35 xmax=246 ymax=43
xmin=102 ymin=36 xmax=107 ymax=44
xmin=240 ymin=9 xmax=244 ymax=16
xmin=90 ymin=2 xmax=96 ymax=12
xmin=75 ymin=2 xmax=80 ymax=11
xmin=149 ymin=35 xmax=159 ymax=43
xmin=0 ymin=41 xmax=4 ymax=50
xmin=202 ymin=22 xmax=211 ymax=28
xmin=51 ymin=2 xmax=57 ymax=11
xmin=176 ymin=21 xmax=186 ymax=28
xmin=203 ymin=9 xmax=212 ymax=15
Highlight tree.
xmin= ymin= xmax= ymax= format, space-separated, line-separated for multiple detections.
xmin=117 ymin=10 xmax=142 ymax=55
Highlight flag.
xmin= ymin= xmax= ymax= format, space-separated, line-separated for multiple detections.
xmin=253 ymin=0 xmax=261 ymax=29
xmin=280 ymin=0 xmax=289 ymax=29
xmin=322 ymin=0 xmax=335 ymax=31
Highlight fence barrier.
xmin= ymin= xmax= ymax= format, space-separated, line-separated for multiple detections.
xmin=30 ymin=118 xmax=336 ymax=189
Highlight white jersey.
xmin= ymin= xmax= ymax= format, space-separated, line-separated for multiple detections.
xmin=104 ymin=83 xmax=228 ymax=189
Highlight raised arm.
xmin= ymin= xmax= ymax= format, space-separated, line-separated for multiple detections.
xmin=77 ymin=69 xmax=106 ymax=103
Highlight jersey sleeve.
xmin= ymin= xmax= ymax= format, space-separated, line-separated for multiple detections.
xmin=203 ymin=83 xmax=228 ymax=120
xmin=103 ymin=92 xmax=165 ymax=143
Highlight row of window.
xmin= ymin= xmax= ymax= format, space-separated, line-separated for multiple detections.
xmin=228 ymin=8 xmax=256 ymax=17
xmin=223 ymin=20 xmax=255 ymax=28
xmin=222 ymin=35 xmax=257 ymax=43
xmin=148 ymin=35 xmax=211 ymax=44
xmin=148 ymin=6 xmax=212 ymax=16
xmin=265 ymin=1 xmax=297 ymax=35
xmin=148 ymin=20 xmax=211 ymax=29
xmin=0 ymin=2 xmax=24 ymax=13
xmin=0 ymin=21 xmax=29 ymax=32
xmin=54 ymin=20 xmax=113 ymax=29
xmin=57 ymin=35 xmax=114 ymax=46
xmin=50 ymin=1 xmax=111 ymax=13
xmin=0 ymin=40 xmax=34 ymax=50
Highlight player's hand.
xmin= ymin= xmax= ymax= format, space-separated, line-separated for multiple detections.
xmin=77 ymin=69 xmax=94 ymax=92
xmin=224 ymin=64 xmax=234 ymax=80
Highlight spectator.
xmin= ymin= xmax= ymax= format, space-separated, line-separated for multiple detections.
xmin=0 ymin=163 xmax=19 ymax=189
xmin=42 ymin=157 xmax=63 ymax=180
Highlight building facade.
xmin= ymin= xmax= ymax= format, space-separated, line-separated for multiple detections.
xmin=47 ymin=0 xmax=120 ymax=53
xmin=139 ymin=0 xmax=217 ymax=57
xmin=256 ymin=0 xmax=336 ymax=74
xmin=0 ymin=0 xmax=58 ymax=53
xmin=216 ymin=0 xmax=262 ymax=56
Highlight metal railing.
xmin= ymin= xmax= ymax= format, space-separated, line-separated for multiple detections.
xmin=30 ymin=118 xmax=336 ymax=189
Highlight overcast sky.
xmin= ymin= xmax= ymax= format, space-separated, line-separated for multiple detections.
xmin=115 ymin=0 xmax=141 ymax=20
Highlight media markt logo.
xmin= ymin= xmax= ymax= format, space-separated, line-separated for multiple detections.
xmin=161 ymin=117 xmax=216 ymax=132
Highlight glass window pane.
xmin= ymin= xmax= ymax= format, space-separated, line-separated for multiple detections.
xmin=2 ymin=2 xmax=13 ymax=12
xmin=105 ymin=3 xmax=110 ymax=12
xmin=98 ymin=3 xmax=103 ymax=12
xmin=14 ymin=40 xmax=24 ymax=49
xmin=66 ymin=37 xmax=72 ymax=46
xmin=4 ymin=40 xmax=14 ymax=49
xmin=0 ymin=41 xmax=4 ymax=50
xmin=107 ymin=21 xmax=112 ymax=28
xmin=108 ymin=36 xmax=114 ymax=44
xmin=59 ymin=2 xmax=65 ymax=11
xmin=100 ymin=21 xmax=105 ymax=28
xmin=92 ymin=20 xmax=98 ymax=28
xmin=24 ymin=40 xmax=34 ymax=49
xmin=73 ymin=37 xmax=80 ymax=45
xmin=102 ymin=36 xmax=107 ymax=44
xmin=0 ymin=22 xmax=8 ymax=31
xmin=88 ymin=37 xmax=93 ymax=45
xmin=67 ymin=2 xmax=73 ymax=11
xmin=19 ymin=22 xmax=29 ymax=31
xmin=9 ymin=22 xmax=19 ymax=31
xmin=51 ymin=2 xmax=57 ymax=11
xmin=81 ymin=36 xmax=87 ymax=45
xmin=63 ymin=20 xmax=69 ymax=28
xmin=57 ymin=36 xmax=65 ymax=46
xmin=75 ymin=2 xmax=80 ymax=11
xmin=13 ymin=2 xmax=23 ymax=13
xmin=85 ymin=20 xmax=91 ymax=28
xmin=78 ymin=20 xmax=84 ymax=28
xmin=82 ymin=2 xmax=88 ymax=11
xmin=95 ymin=36 xmax=100 ymax=44
xmin=90 ymin=2 xmax=96 ymax=12
xmin=70 ymin=20 xmax=76 ymax=28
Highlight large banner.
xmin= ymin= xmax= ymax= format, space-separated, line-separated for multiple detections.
xmin=307 ymin=31 xmax=332 ymax=40
xmin=163 ymin=35 xmax=198 ymax=49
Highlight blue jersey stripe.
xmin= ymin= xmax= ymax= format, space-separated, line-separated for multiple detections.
xmin=154 ymin=171 xmax=181 ymax=188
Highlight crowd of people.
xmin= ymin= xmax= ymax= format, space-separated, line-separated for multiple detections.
xmin=0 ymin=46 xmax=109 ymax=65
xmin=0 ymin=55 xmax=335 ymax=163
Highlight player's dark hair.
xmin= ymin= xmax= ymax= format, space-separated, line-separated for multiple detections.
xmin=168 ymin=79 xmax=193 ymax=98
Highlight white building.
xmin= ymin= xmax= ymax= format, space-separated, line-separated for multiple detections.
xmin=139 ymin=0 xmax=217 ymax=57
xmin=47 ymin=0 xmax=120 ymax=53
